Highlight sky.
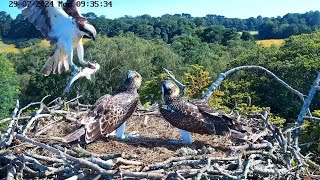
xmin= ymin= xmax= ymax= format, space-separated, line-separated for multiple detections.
xmin=1 ymin=0 xmax=320 ymax=19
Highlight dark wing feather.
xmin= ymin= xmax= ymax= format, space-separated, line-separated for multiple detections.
xmin=85 ymin=93 xmax=139 ymax=143
xmin=18 ymin=0 xmax=71 ymax=42
xmin=189 ymin=99 xmax=246 ymax=133
xmin=188 ymin=99 xmax=219 ymax=116
xmin=160 ymin=100 xmax=217 ymax=135
xmin=18 ymin=0 xmax=50 ymax=37
xmin=63 ymin=0 xmax=87 ymax=24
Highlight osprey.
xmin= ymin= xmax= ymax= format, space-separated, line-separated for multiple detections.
xmin=18 ymin=0 xmax=99 ymax=92
xmin=63 ymin=70 xmax=142 ymax=143
xmin=160 ymin=80 xmax=247 ymax=144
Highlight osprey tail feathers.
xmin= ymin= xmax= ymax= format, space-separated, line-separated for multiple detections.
xmin=62 ymin=126 xmax=85 ymax=143
xmin=41 ymin=46 xmax=69 ymax=76
xmin=85 ymin=120 xmax=102 ymax=144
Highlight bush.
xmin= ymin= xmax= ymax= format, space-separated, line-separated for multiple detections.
xmin=0 ymin=54 xmax=19 ymax=119
xmin=15 ymin=38 xmax=41 ymax=48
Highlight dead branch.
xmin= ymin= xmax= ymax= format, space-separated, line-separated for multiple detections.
xmin=1 ymin=94 xmax=319 ymax=179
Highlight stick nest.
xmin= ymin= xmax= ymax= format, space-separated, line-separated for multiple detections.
xmin=0 ymin=96 xmax=319 ymax=179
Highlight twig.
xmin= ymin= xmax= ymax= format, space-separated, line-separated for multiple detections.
xmin=0 ymin=100 xmax=20 ymax=149
xmin=295 ymin=71 xmax=320 ymax=149
xmin=201 ymin=65 xmax=305 ymax=102
xmin=195 ymin=158 xmax=211 ymax=180
xmin=243 ymin=155 xmax=254 ymax=179
xmin=26 ymin=151 xmax=64 ymax=164
xmin=35 ymin=116 xmax=65 ymax=136
xmin=212 ymin=163 xmax=238 ymax=180
xmin=303 ymin=116 xmax=320 ymax=122
xmin=163 ymin=68 xmax=187 ymax=95
xmin=15 ymin=134 xmax=66 ymax=160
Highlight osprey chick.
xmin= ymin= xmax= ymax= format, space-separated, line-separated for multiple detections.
xmin=63 ymin=70 xmax=142 ymax=143
xmin=160 ymin=80 xmax=247 ymax=144
xmin=18 ymin=0 xmax=98 ymax=92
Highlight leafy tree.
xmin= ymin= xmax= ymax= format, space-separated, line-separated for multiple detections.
xmin=0 ymin=11 xmax=12 ymax=37
xmin=0 ymin=54 xmax=19 ymax=119
xmin=11 ymin=34 xmax=183 ymax=105
xmin=240 ymin=31 xmax=254 ymax=41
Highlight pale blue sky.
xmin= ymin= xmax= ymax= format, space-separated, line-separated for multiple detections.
xmin=1 ymin=0 xmax=319 ymax=19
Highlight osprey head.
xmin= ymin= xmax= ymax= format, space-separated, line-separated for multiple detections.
xmin=79 ymin=21 xmax=97 ymax=41
xmin=125 ymin=70 xmax=142 ymax=89
xmin=161 ymin=80 xmax=180 ymax=99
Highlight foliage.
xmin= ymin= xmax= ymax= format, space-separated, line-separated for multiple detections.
xmin=183 ymin=65 xmax=211 ymax=98
xmin=8 ymin=35 xmax=183 ymax=105
xmin=15 ymin=38 xmax=41 ymax=48
xmin=0 ymin=54 xmax=19 ymax=119
xmin=4 ymin=11 xmax=320 ymax=41
xmin=2 ymin=11 xmax=320 ymax=158
xmin=140 ymin=73 xmax=169 ymax=104
xmin=240 ymin=31 xmax=255 ymax=41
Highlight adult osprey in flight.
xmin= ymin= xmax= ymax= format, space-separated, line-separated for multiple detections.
xmin=160 ymin=80 xmax=247 ymax=144
xmin=63 ymin=70 xmax=142 ymax=143
xmin=18 ymin=0 xmax=99 ymax=92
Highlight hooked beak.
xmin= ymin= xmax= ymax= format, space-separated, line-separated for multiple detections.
xmin=162 ymin=80 xmax=175 ymax=90
xmin=91 ymin=34 xmax=96 ymax=41
xmin=127 ymin=70 xmax=136 ymax=79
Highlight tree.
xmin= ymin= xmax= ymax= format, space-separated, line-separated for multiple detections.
xmin=240 ymin=31 xmax=254 ymax=41
xmin=0 ymin=54 xmax=19 ymax=119
xmin=0 ymin=11 xmax=12 ymax=37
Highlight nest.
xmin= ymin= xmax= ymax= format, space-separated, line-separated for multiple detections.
xmin=0 ymin=96 xmax=319 ymax=179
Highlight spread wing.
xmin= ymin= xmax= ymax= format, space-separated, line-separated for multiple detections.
xmin=18 ymin=0 xmax=73 ymax=41
xmin=84 ymin=93 xmax=139 ymax=143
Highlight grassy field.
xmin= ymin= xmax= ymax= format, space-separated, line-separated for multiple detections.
xmin=256 ymin=39 xmax=285 ymax=47
xmin=238 ymin=31 xmax=258 ymax=35
xmin=0 ymin=39 xmax=20 ymax=53
xmin=1 ymin=37 xmax=283 ymax=54
xmin=0 ymin=38 xmax=92 ymax=54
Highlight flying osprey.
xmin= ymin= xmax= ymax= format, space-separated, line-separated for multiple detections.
xmin=160 ymin=80 xmax=247 ymax=144
xmin=18 ymin=0 xmax=99 ymax=92
xmin=63 ymin=70 xmax=142 ymax=143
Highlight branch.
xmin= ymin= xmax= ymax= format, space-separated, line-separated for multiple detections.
xmin=0 ymin=100 xmax=19 ymax=149
xmin=202 ymin=66 xmax=305 ymax=102
xmin=163 ymin=68 xmax=187 ymax=95
xmin=15 ymin=134 xmax=66 ymax=160
xmin=294 ymin=71 xmax=320 ymax=148
xmin=303 ymin=116 xmax=320 ymax=123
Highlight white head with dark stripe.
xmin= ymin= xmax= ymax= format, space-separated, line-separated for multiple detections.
xmin=161 ymin=80 xmax=180 ymax=101
xmin=124 ymin=70 xmax=142 ymax=89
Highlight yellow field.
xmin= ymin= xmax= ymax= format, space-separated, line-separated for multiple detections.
xmin=0 ymin=38 xmax=92 ymax=54
xmin=256 ymin=39 xmax=285 ymax=47
xmin=0 ymin=39 xmax=20 ymax=53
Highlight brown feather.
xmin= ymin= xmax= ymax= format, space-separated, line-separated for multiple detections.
xmin=62 ymin=127 xmax=85 ymax=143
xmin=63 ymin=0 xmax=87 ymax=25
xmin=63 ymin=70 xmax=142 ymax=144
xmin=160 ymin=81 xmax=246 ymax=137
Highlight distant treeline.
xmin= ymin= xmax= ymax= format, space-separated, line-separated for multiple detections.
xmin=0 ymin=11 xmax=320 ymax=42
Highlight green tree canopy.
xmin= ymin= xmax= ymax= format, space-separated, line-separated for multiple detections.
xmin=0 ymin=54 xmax=19 ymax=118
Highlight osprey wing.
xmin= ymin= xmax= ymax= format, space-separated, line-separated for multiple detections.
xmin=63 ymin=0 xmax=83 ymax=19
xmin=188 ymin=99 xmax=219 ymax=116
xmin=85 ymin=93 xmax=139 ymax=143
xmin=160 ymin=99 xmax=217 ymax=135
xmin=189 ymin=99 xmax=246 ymax=133
xmin=18 ymin=0 xmax=73 ymax=41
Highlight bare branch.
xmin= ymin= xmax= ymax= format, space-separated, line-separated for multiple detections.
xmin=202 ymin=65 xmax=305 ymax=102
